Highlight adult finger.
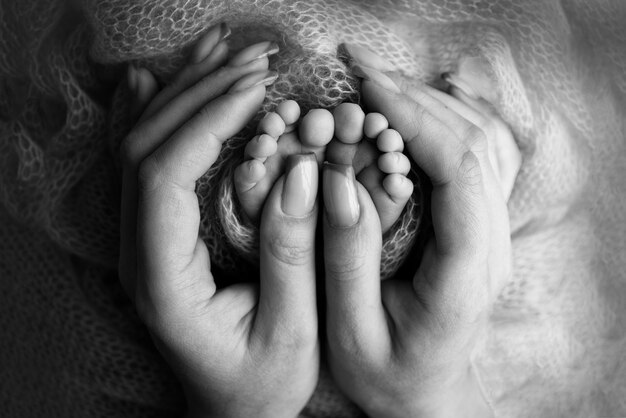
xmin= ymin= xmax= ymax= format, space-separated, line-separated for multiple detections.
xmin=322 ymin=163 xmax=390 ymax=353
xmin=379 ymin=72 xmax=490 ymax=160
xmin=380 ymin=73 xmax=507 ymax=222
xmin=254 ymin=154 xmax=319 ymax=345
xmin=118 ymin=66 xmax=158 ymax=297
xmin=450 ymin=86 xmax=522 ymax=200
xmin=119 ymin=70 xmax=277 ymax=292
xmin=137 ymin=23 xmax=232 ymax=122
xmin=360 ymin=72 xmax=489 ymax=266
xmin=423 ymin=83 xmax=485 ymax=126
xmin=343 ymin=41 xmax=480 ymax=139
xmin=127 ymin=61 xmax=275 ymax=171
xmin=386 ymin=72 xmax=520 ymax=201
xmin=128 ymin=66 xmax=159 ymax=123
xmin=140 ymin=39 xmax=278 ymax=123
xmin=135 ymin=75 xmax=272 ymax=304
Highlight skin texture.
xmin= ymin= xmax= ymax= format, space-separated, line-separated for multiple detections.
xmin=234 ymin=100 xmax=413 ymax=232
xmin=120 ymin=30 xmax=320 ymax=418
xmin=119 ymin=32 xmax=521 ymax=417
xmin=321 ymin=52 xmax=520 ymax=417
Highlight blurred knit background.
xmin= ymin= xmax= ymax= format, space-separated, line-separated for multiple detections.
xmin=1 ymin=0 xmax=625 ymax=416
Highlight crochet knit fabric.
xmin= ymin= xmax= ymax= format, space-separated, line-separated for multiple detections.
xmin=1 ymin=0 xmax=625 ymax=417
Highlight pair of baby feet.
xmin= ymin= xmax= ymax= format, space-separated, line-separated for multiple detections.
xmin=235 ymin=101 xmax=414 ymax=233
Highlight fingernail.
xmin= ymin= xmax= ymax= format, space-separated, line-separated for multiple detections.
xmin=190 ymin=22 xmax=231 ymax=64
xmin=134 ymin=67 xmax=148 ymax=98
xmin=228 ymin=70 xmax=279 ymax=92
xmin=442 ymin=72 xmax=480 ymax=100
xmin=282 ymin=153 xmax=318 ymax=217
xmin=127 ymin=64 xmax=138 ymax=92
xmin=341 ymin=43 xmax=395 ymax=72
xmin=228 ymin=41 xmax=279 ymax=67
xmin=323 ymin=162 xmax=360 ymax=228
xmin=352 ymin=65 xmax=402 ymax=94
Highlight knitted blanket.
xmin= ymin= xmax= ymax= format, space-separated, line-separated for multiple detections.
xmin=1 ymin=0 xmax=625 ymax=416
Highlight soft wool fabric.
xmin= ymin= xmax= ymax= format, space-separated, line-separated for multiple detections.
xmin=1 ymin=0 xmax=625 ymax=417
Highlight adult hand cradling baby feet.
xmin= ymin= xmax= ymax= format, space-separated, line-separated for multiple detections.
xmin=234 ymin=100 xmax=413 ymax=233
xmin=320 ymin=44 xmax=521 ymax=417
xmin=119 ymin=26 xmax=319 ymax=418
xmin=118 ymin=24 xmax=521 ymax=418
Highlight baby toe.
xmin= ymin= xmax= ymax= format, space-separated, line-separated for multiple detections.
xmin=234 ymin=157 xmax=274 ymax=222
xmin=378 ymin=152 xmax=411 ymax=176
xmin=383 ymin=173 xmax=414 ymax=204
xmin=299 ymin=109 xmax=335 ymax=147
xmin=357 ymin=165 xmax=407 ymax=233
xmin=258 ymin=112 xmax=286 ymax=138
xmin=332 ymin=103 xmax=365 ymax=144
xmin=376 ymin=128 xmax=404 ymax=153
xmin=276 ymin=100 xmax=301 ymax=131
xmin=364 ymin=112 xmax=389 ymax=139
xmin=244 ymin=134 xmax=278 ymax=161
xmin=234 ymin=159 xmax=267 ymax=194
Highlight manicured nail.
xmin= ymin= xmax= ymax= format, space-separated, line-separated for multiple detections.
xmin=352 ymin=65 xmax=402 ymax=93
xmin=282 ymin=153 xmax=318 ymax=217
xmin=442 ymin=72 xmax=480 ymax=100
xmin=228 ymin=41 xmax=279 ymax=67
xmin=228 ymin=70 xmax=279 ymax=92
xmin=323 ymin=162 xmax=360 ymax=228
xmin=127 ymin=64 xmax=138 ymax=92
xmin=134 ymin=67 xmax=149 ymax=99
xmin=190 ymin=22 xmax=231 ymax=64
xmin=341 ymin=43 xmax=395 ymax=72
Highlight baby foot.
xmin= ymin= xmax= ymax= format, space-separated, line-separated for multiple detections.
xmin=234 ymin=100 xmax=334 ymax=222
xmin=326 ymin=103 xmax=413 ymax=233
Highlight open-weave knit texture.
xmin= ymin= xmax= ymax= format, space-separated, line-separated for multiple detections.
xmin=1 ymin=0 xmax=626 ymax=417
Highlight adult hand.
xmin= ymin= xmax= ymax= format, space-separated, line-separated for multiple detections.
xmin=119 ymin=27 xmax=319 ymax=418
xmin=322 ymin=47 xmax=521 ymax=418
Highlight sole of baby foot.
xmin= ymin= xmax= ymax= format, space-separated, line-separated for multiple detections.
xmin=326 ymin=103 xmax=413 ymax=233
xmin=235 ymin=102 xmax=334 ymax=223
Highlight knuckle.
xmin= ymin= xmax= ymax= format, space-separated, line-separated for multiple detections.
xmin=464 ymin=126 xmax=488 ymax=154
xmin=266 ymin=233 xmax=314 ymax=267
xmin=325 ymin=249 xmax=369 ymax=281
xmin=327 ymin=258 xmax=366 ymax=279
xmin=456 ymin=150 xmax=483 ymax=190
xmin=413 ymin=103 xmax=436 ymax=132
xmin=403 ymin=104 xmax=433 ymax=145
xmin=137 ymin=153 xmax=165 ymax=193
